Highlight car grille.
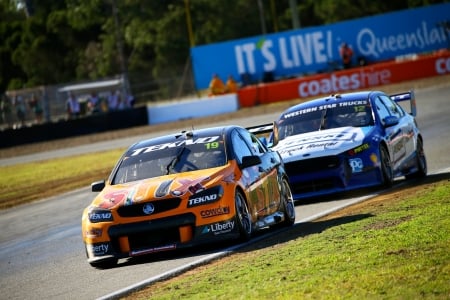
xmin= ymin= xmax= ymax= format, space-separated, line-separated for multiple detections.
xmin=284 ymin=156 xmax=346 ymax=195
xmin=284 ymin=156 xmax=341 ymax=175
xmin=109 ymin=213 xmax=196 ymax=253
xmin=128 ymin=228 xmax=181 ymax=250
xmin=290 ymin=178 xmax=336 ymax=194
xmin=117 ymin=198 xmax=182 ymax=217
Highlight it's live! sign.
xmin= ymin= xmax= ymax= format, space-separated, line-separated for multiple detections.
xmin=237 ymin=50 xmax=450 ymax=107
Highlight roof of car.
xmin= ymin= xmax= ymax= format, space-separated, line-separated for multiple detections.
xmin=127 ymin=125 xmax=239 ymax=152
xmin=280 ymin=91 xmax=382 ymax=116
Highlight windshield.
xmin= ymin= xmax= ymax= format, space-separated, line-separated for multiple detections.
xmin=277 ymin=101 xmax=373 ymax=141
xmin=112 ymin=139 xmax=226 ymax=184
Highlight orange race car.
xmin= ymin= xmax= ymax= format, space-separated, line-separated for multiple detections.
xmin=82 ymin=125 xmax=295 ymax=268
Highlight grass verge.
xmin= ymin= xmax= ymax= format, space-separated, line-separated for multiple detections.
xmin=123 ymin=175 xmax=450 ymax=300
xmin=0 ymin=149 xmax=124 ymax=209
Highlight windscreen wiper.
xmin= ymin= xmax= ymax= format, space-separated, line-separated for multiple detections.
xmin=166 ymin=147 xmax=187 ymax=175
xmin=320 ymin=108 xmax=328 ymax=130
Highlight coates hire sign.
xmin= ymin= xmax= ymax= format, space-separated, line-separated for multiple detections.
xmin=191 ymin=3 xmax=450 ymax=90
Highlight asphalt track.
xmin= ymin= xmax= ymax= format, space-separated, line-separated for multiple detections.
xmin=0 ymin=84 xmax=449 ymax=299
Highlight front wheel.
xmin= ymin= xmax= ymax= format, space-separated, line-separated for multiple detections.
xmin=88 ymin=257 xmax=118 ymax=269
xmin=380 ymin=145 xmax=394 ymax=187
xmin=235 ymin=190 xmax=252 ymax=241
xmin=405 ymin=138 xmax=427 ymax=179
xmin=280 ymin=179 xmax=295 ymax=226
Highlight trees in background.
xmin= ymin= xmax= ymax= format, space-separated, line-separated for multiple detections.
xmin=0 ymin=0 xmax=446 ymax=95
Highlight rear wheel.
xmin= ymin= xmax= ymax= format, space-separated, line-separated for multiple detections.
xmin=380 ymin=145 xmax=394 ymax=187
xmin=280 ymin=179 xmax=295 ymax=226
xmin=235 ymin=190 xmax=252 ymax=241
xmin=405 ymin=138 xmax=427 ymax=179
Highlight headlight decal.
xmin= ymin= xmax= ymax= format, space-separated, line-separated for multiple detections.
xmin=155 ymin=179 xmax=173 ymax=197
xmin=99 ymin=189 xmax=128 ymax=209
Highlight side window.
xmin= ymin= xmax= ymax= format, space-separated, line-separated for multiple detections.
xmin=252 ymin=134 xmax=269 ymax=154
xmin=387 ymin=96 xmax=405 ymax=118
xmin=238 ymin=128 xmax=267 ymax=155
xmin=231 ymin=129 xmax=253 ymax=164
xmin=374 ymin=97 xmax=391 ymax=126
xmin=380 ymin=95 xmax=404 ymax=118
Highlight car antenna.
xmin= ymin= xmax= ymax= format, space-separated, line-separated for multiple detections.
xmin=183 ymin=130 xmax=194 ymax=139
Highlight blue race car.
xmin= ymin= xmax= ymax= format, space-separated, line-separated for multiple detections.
xmin=249 ymin=90 xmax=427 ymax=200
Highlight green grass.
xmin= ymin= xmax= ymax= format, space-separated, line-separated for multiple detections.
xmin=2 ymin=148 xmax=449 ymax=299
xmin=124 ymin=178 xmax=450 ymax=300
xmin=0 ymin=149 xmax=124 ymax=209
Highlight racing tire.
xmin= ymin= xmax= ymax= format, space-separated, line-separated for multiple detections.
xmin=405 ymin=138 xmax=427 ymax=179
xmin=89 ymin=258 xmax=118 ymax=269
xmin=280 ymin=178 xmax=295 ymax=226
xmin=380 ymin=145 xmax=394 ymax=188
xmin=235 ymin=190 xmax=252 ymax=241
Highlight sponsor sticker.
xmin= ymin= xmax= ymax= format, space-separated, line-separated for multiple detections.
xmin=130 ymin=244 xmax=176 ymax=256
xmin=187 ymin=186 xmax=223 ymax=208
xmin=129 ymin=136 xmax=221 ymax=156
xmin=188 ymin=193 xmax=219 ymax=207
xmin=200 ymin=206 xmax=230 ymax=218
xmin=348 ymin=143 xmax=370 ymax=155
xmin=88 ymin=211 xmax=113 ymax=223
xmin=85 ymin=229 xmax=103 ymax=238
xmin=87 ymin=242 xmax=111 ymax=257
xmin=202 ymin=220 xmax=235 ymax=236
xmin=349 ymin=158 xmax=364 ymax=173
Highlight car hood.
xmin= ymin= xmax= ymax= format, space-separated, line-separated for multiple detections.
xmin=91 ymin=166 xmax=232 ymax=210
xmin=272 ymin=126 xmax=370 ymax=162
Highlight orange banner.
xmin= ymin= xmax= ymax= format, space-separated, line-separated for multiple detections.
xmin=237 ymin=50 xmax=450 ymax=107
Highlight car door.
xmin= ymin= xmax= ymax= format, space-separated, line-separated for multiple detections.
xmin=231 ymin=129 xmax=273 ymax=218
xmin=253 ymin=137 xmax=283 ymax=215
xmin=237 ymin=128 xmax=281 ymax=216
xmin=376 ymin=95 xmax=408 ymax=169
xmin=388 ymin=95 xmax=416 ymax=156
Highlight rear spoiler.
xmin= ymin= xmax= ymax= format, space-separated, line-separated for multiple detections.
xmin=390 ymin=90 xmax=417 ymax=117
xmin=247 ymin=123 xmax=274 ymax=146
xmin=247 ymin=123 xmax=274 ymax=135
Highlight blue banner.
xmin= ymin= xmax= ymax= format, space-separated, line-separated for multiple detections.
xmin=191 ymin=3 xmax=450 ymax=90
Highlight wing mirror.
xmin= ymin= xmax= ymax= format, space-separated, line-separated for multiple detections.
xmin=240 ymin=155 xmax=262 ymax=168
xmin=91 ymin=180 xmax=105 ymax=192
xmin=383 ymin=116 xmax=399 ymax=128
